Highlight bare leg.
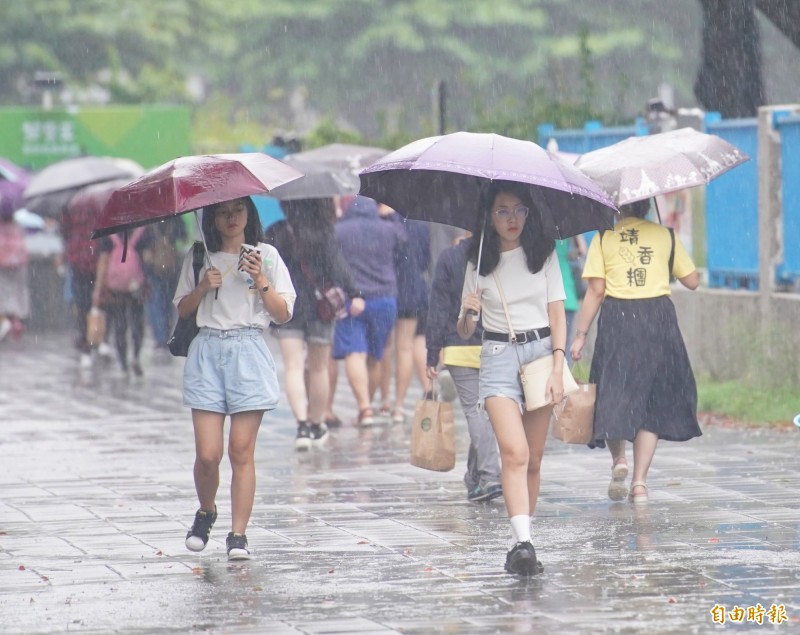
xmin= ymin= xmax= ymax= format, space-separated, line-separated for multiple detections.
xmin=393 ymin=318 xmax=416 ymax=412
xmin=521 ymin=405 xmax=551 ymax=516
xmin=607 ymin=438 xmax=629 ymax=500
xmin=278 ymin=337 xmax=308 ymax=422
xmin=344 ymin=352 xmax=371 ymax=412
xmin=306 ymin=342 xmax=331 ymax=423
xmin=379 ymin=329 xmax=394 ymax=409
xmin=324 ymin=356 xmax=339 ymax=419
xmin=228 ymin=410 xmax=263 ymax=534
xmin=608 ymin=439 xmax=626 ymax=465
xmin=191 ymin=409 xmax=225 ymax=511
xmin=367 ymin=356 xmax=383 ymax=405
xmin=412 ymin=333 xmax=429 ymax=394
xmin=485 ymin=397 xmax=530 ymax=518
xmin=631 ymin=429 xmax=658 ymax=497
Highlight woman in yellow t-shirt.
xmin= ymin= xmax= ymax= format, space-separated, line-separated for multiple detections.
xmin=570 ymin=199 xmax=701 ymax=505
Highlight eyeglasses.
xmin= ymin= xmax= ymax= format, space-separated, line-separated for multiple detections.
xmin=493 ymin=206 xmax=529 ymax=220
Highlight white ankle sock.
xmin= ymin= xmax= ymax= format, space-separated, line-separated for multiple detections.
xmin=510 ymin=515 xmax=532 ymax=544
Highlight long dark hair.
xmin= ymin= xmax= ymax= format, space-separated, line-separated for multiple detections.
xmin=201 ymin=196 xmax=261 ymax=252
xmin=279 ymin=198 xmax=337 ymax=268
xmin=466 ymin=181 xmax=554 ymax=276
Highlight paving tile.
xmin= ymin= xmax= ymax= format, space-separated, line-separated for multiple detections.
xmin=1 ymin=333 xmax=799 ymax=634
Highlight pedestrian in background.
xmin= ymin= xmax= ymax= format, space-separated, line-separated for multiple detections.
xmin=175 ymin=197 xmax=295 ymax=561
xmin=571 ymin=198 xmax=701 ymax=504
xmin=329 ymin=196 xmax=405 ymax=426
xmin=426 ymin=232 xmax=502 ymax=502
xmin=266 ymin=198 xmax=363 ymax=450
xmin=60 ymin=190 xmax=107 ymax=368
xmin=141 ymin=217 xmax=186 ymax=358
xmin=93 ymin=227 xmax=148 ymax=377
xmin=554 ymin=236 xmax=583 ymax=363
xmin=458 ymin=182 xmax=567 ymax=576
xmin=0 ymin=197 xmax=29 ymax=342
xmin=379 ymin=211 xmax=430 ymax=423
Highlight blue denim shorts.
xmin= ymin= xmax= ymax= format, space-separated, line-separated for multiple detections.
xmin=478 ymin=336 xmax=553 ymax=408
xmin=183 ymin=327 xmax=280 ymax=415
xmin=332 ymin=296 xmax=396 ymax=360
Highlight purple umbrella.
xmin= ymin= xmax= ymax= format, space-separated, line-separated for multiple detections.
xmin=359 ymin=131 xmax=616 ymax=239
xmin=0 ymin=158 xmax=29 ymax=212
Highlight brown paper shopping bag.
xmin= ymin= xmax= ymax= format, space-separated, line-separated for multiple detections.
xmin=86 ymin=307 xmax=107 ymax=347
xmin=410 ymin=398 xmax=456 ymax=472
xmin=550 ymin=383 xmax=596 ymax=444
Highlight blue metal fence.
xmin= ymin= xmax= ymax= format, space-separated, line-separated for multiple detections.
xmin=704 ymin=118 xmax=760 ymax=289
xmin=537 ymin=119 xmax=648 ymax=154
xmin=775 ymin=113 xmax=800 ymax=285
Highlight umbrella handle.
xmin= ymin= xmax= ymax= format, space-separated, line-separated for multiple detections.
xmin=468 ymin=225 xmax=485 ymax=321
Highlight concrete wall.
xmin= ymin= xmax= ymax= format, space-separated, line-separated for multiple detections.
xmin=672 ymin=286 xmax=800 ymax=386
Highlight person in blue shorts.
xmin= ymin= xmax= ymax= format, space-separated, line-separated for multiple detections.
xmin=174 ymin=197 xmax=295 ymax=561
xmin=332 ymin=196 xmax=406 ymax=425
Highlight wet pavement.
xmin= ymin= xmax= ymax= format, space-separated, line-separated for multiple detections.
xmin=1 ymin=332 xmax=799 ymax=634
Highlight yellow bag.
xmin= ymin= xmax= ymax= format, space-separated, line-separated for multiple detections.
xmin=410 ymin=395 xmax=455 ymax=472
xmin=86 ymin=307 xmax=106 ymax=347
xmin=551 ymin=383 xmax=596 ymax=444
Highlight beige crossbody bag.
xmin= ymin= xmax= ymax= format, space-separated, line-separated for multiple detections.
xmin=492 ymin=272 xmax=578 ymax=411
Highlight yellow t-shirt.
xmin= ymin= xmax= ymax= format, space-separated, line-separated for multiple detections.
xmin=583 ymin=217 xmax=695 ymax=299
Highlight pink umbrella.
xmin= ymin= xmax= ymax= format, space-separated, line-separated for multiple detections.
xmin=93 ymin=153 xmax=303 ymax=238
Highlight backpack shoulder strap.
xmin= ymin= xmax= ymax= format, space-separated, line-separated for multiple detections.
xmin=667 ymin=228 xmax=675 ymax=283
xmin=191 ymin=241 xmax=205 ymax=286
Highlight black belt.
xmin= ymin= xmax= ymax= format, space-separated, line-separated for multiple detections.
xmin=483 ymin=327 xmax=550 ymax=344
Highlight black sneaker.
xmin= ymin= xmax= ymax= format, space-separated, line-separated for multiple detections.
xmin=504 ymin=541 xmax=544 ymax=576
xmin=467 ymin=482 xmax=503 ymax=502
xmin=295 ymin=422 xmax=312 ymax=451
xmin=185 ymin=507 xmax=217 ymax=552
xmin=309 ymin=422 xmax=328 ymax=446
xmin=226 ymin=532 xmax=251 ymax=561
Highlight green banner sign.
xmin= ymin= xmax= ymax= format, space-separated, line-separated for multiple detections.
xmin=0 ymin=105 xmax=191 ymax=170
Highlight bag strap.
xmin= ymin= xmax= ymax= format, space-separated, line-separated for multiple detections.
xmin=299 ymin=261 xmax=323 ymax=298
xmin=491 ymin=272 xmax=525 ymax=370
xmin=191 ymin=241 xmax=205 ymax=287
xmin=491 ymin=272 xmax=516 ymax=342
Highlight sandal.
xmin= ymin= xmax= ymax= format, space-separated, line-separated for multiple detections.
xmin=324 ymin=414 xmax=343 ymax=429
xmin=629 ymin=481 xmax=649 ymax=505
xmin=391 ymin=408 xmax=406 ymax=424
xmin=358 ymin=408 xmax=375 ymax=426
xmin=608 ymin=457 xmax=629 ymax=501
xmin=611 ymin=457 xmax=628 ymax=481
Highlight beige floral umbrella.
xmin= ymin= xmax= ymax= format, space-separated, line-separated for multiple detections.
xmin=574 ymin=127 xmax=749 ymax=206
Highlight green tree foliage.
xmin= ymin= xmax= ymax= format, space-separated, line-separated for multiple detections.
xmin=0 ymin=0 xmax=708 ymax=148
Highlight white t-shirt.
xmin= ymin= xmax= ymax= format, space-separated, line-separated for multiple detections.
xmin=173 ymin=242 xmax=296 ymax=330
xmin=460 ymin=247 xmax=565 ymax=333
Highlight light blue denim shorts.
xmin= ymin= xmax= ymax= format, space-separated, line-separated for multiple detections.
xmin=183 ymin=327 xmax=280 ymax=415
xmin=478 ymin=336 xmax=553 ymax=408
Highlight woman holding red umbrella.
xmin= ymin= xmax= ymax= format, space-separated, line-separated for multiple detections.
xmin=458 ymin=181 xmax=568 ymax=577
xmin=174 ymin=196 xmax=295 ymax=561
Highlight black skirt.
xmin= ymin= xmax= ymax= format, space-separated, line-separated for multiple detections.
xmin=589 ymin=296 xmax=701 ymax=445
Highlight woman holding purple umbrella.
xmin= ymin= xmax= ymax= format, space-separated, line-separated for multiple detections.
xmin=457 ymin=181 xmax=567 ymax=577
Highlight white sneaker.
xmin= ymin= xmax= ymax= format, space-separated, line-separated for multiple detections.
xmin=98 ymin=342 xmax=113 ymax=358
xmin=79 ymin=353 xmax=93 ymax=369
